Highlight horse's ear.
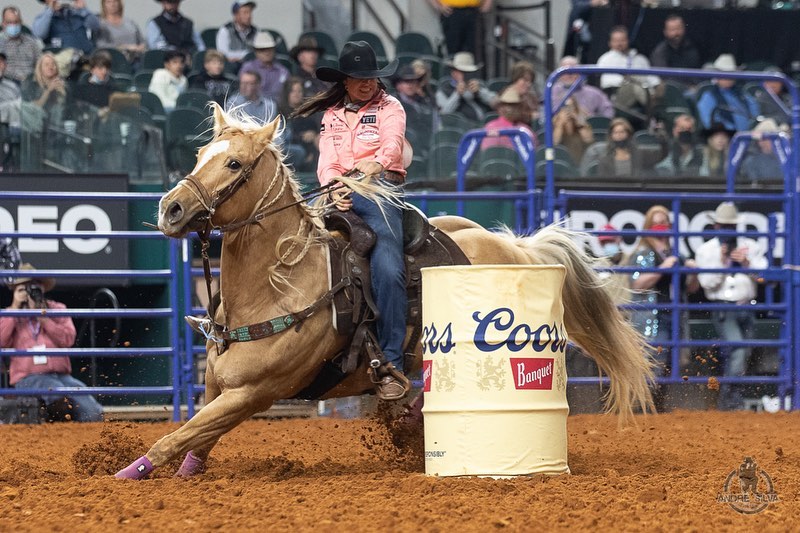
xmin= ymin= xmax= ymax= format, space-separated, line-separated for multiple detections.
xmin=255 ymin=115 xmax=282 ymax=145
xmin=212 ymin=103 xmax=227 ymax=135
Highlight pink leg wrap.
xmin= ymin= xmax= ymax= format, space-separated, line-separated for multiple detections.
xmin=175 ymin=451 xmax=205 ymax=478
xmin=114 ymin=456 xmax=154 ymax=480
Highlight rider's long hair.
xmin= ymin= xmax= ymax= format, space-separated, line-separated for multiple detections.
xmin=291 ymin=79 xmax=388 ymax=118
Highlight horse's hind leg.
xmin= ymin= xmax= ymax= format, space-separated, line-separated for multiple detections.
xmin=115 ymin=386 xmax=267 ymax=479
xmin=174 ymin=362 xmax=222 ymax=477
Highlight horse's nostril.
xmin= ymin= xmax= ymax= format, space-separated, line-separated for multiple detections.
xmin=167 ymin=201 xmax=184 ymax=224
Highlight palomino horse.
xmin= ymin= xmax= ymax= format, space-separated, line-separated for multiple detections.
xmin=115 ymin=105 xmax=654 ymax=479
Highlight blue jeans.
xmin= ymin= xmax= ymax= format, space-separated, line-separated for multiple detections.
xmin=15 ymin=373 xmax=104 ymax=422
xmin=351 ymin=188 xmax=407 ymax=372
xmin=712 ymin=309 xmax=755 ymax=410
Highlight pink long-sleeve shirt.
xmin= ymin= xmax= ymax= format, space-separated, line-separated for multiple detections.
xmin=0 ymin=300 xmax=76 ymax=385
xmin=317 ymin=90 xmax=407 ymax=186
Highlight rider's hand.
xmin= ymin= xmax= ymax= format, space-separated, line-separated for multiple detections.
xmin=10 ymin=286 xmax=28 ymax=309
xmin=329 ymin=184 xmax=353 ymax=212
xmin=353 ymin=160 xmax=383 ymax=177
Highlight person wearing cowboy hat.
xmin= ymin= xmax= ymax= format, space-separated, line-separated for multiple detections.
xmin=392 ymin=64 xmax=436 ymax=159
xmin=293 ymin=41 xmax=411 ymax=401
xmin=146 ymin=0 xmax=205 ymax=57
xmin=240 ymin=31 xmax=289 ymax=102
xmin=699 ymin=122 xmax=734 ymax=178
xmin=740 ymin=118 xmax=785 ymax=183
xmin=0 ymin=264 xmax=103 ymax=422
xmin=435 ymin=51 xmax=497 ymax=122
xmin=481 ymin=86 xmax=535 ymax=151
xmin=695 ymin=202 xmax=767 ymax=411
xmin=290 ymin=36 xmax=329 ymax=98
xmin=696 ymin=54 xmax=759 ymax=133
xmin=216 ymin=2 xmax=258 ymax=65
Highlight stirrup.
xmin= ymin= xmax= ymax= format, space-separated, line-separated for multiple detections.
xmin=368 ymin=362 xmax=411 ymax=401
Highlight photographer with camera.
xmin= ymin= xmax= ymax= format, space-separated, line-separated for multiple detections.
xmin=0 ymin=264 xmax=103 ymax=422
xmin=695 ymin=202 xmax=768 ymax=411
xmin=32 ymin=0 xmax=99 ymax=55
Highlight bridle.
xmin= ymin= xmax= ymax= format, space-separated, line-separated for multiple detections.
xmin=175 ymin=146 xmax=340 ymax=328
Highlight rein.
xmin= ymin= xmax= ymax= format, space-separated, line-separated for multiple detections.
xmin=183 ymin=147 xmax=342 ymax=345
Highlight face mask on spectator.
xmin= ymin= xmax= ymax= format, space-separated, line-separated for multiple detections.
xmin=677 ymin=130 xmax=694 ymax=144
xmin=603 ymin=243 xmax=620 ymax=256
xmin=4 ymin=24 xmax=21 ymax=37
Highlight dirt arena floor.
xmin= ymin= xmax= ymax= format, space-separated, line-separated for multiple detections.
xmin=1 ymin=409 xmax=797 ymax=532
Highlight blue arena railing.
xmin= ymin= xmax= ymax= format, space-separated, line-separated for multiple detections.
xmin=0 ymin=190 xmax=187 ymax=421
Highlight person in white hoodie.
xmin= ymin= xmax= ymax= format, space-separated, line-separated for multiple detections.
xmin=695 ymin=202 xmax=767 ymax=411
xmin=148 ymin=49 xmax=187 ymax=112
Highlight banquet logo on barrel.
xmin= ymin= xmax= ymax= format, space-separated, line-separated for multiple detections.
xmin=472 ymin=307 xmax=567 ymax=353
xmin=510 ymin=358 xmax=554 ymax=390
xmin=422 ymin=360 xmax=432 ymax=392
xmin=422 ymin=322 xmax=455 ymax=354
xmin=716 ymin=457 xmax=779 ymax=514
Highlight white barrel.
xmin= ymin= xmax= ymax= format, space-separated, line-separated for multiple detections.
xmin=421 ymin=265 xmax=570 ymax=477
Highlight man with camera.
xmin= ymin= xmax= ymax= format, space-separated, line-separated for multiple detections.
xmin=32 ymin=0 xmax=99 ymax=55
xmin=0 ymin=264 xmax=103 ymax=422
xmin=695 ymin=202 xmax=767 ymax=411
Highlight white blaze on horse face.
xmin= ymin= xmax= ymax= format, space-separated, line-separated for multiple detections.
xmin=192 ymin=140 xmax=231 ymax=175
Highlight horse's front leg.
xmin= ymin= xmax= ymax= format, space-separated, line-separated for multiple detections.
xmin=115 ymin=386 xmax=268 ymax=479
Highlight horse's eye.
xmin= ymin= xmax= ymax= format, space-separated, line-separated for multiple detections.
xmin=228 ymin=160 xmax=242 ymax=171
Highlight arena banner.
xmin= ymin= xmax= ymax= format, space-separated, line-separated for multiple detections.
xmin=561 ymin=196 xmax=786 ymax=261
xmin=0 ymin=174 xmax=129 ymax=284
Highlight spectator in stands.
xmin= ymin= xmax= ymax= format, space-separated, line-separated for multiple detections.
xmin=552 ymin=55 xmax=613 ymax=119
xmin=596 ymin=25 xmax=660 ymax=96
xmin=73 ymin=50 xmax=114 ymax=109
xmin=411 ymin=59 xmax=436 ymax=102
xmin=563 ymin=0 xmax=608 ymax=64
xmin=95 ymin=0 xmax=145 ymax=65
xmin=699 ymin=122 xmax=732 ymax=179
xmin=696 ymin=54 xmax=759 ymax=133
xmin=695 ymin=202 xmax=767 ymax=411
xmin=740 ymin=118 xmax=785 ymax=183
xmin=596 ymin=117 xmax=651 ymax=177
xmin=648 ymin=15 xmax=701 ymax=73
xmin=654 ymin=113 xmax=703 ymax=177
xmin=226 ymin=69 xmax=276 ymax=124
xmin=0 ymin=51 xmax=21 ymax=171
xmin=241 ymin=31 xmax=289 ymax=103
xmin=753 ymin=67 xmax=790 ymax=127
xmin=146 ymin=0 xmax=204 ymax=58
xmin=21 ymin=52 xmax=68 ymax=125
xmin=597 ymin=223 xmax=623 ymax=266
xmin=506 ymin=60 xmax=539 ymax=125
xmin=188 ymin=49 xmax=233 ymax=106
xmin=552 ymin=96 xmax=593 ymax=164
xmin=393 ymin=65 xmax=437 ymax=160
xmin=627 ymin=206 xmax=697 ymax=395
xmin=290 ymin=36 xmax=329 ymax=98
xmin=481 ymin=87 xmax=535 ymax=150
xmin=32 ymin=0 xmax=99 ymax=55
xmin=427 ymin=0 xmax=492 ymax=57
xmin=0 ymin=6 xmax=42 ymax=83
xmin=436 ymin=51 xmax=496 ymax=122
xmin=216 ymin=1 xmax=258 ymax=66
xmin=277 ymin=76 xmax=317 ymax=170
xmin=148 ymin=50 xmax=187 ymax=112
xmin=0 ymin=264 xmax=103 ymax=422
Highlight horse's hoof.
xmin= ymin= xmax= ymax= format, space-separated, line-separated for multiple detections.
xmin=114 ymin=456 xmax=154 ymax=480
xmin=175 ymin=451 xmax=206 ymax=478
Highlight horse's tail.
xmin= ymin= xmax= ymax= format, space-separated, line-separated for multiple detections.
xmin=498 ymin=225 xmax=655 ymax=421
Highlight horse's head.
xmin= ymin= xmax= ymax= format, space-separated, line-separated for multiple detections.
xmin=158 ymin=104 xmax=283 ymax=238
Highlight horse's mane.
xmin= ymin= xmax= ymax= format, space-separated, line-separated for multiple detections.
xmin=211 ymin=106 xmax=404 ymax=293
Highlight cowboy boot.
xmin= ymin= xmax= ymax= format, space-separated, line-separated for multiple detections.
xmin=369 ymin=362 xmax=411 ymax=401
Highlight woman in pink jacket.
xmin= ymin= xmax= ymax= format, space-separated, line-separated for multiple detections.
xmin=293 ymin=41 xmax=410 ymax=401
xmin=1 ymin=264 xmax=103 ymax=422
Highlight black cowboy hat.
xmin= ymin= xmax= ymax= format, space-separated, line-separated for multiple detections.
xmin=391 ymin=64 xmax=424 ymax=85
xmin=289 ymin=36 xmax=325 ymax=63
xmin=316 ymin=41 xmax=398 ymax=83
